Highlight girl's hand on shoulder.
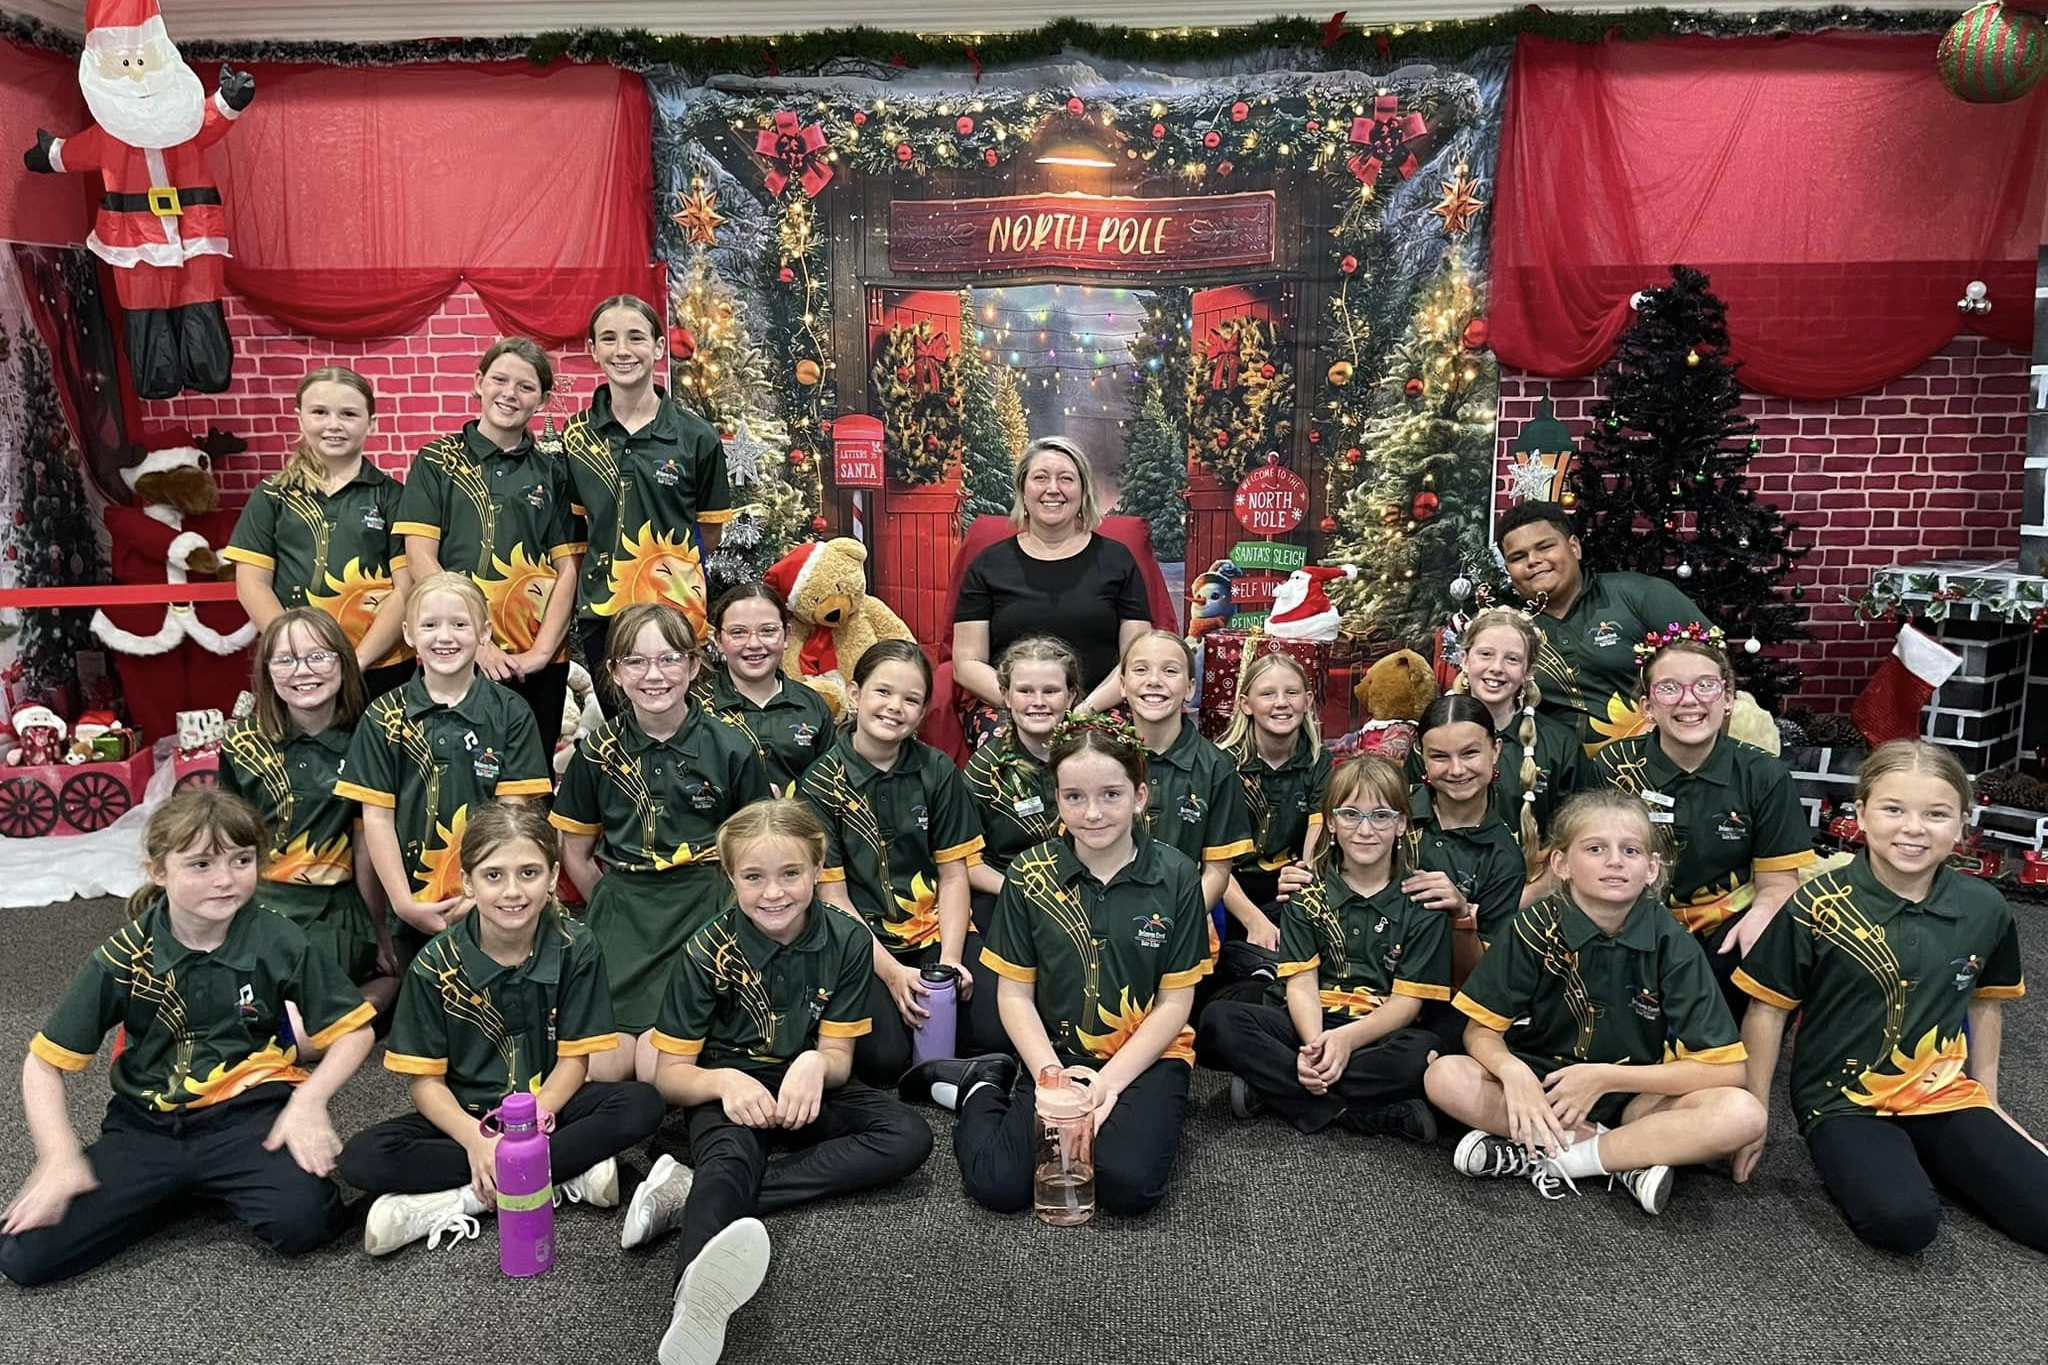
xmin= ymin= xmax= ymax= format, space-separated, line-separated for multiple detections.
xmin=476 ymin=641 xmax=518 ymax=682
xmin=1 ymin=1152 xmax=98 ymax=1235
xmin=1274 ymin=861 xmax=1314 ymax=901
xmin=1400 ymin=869 xmax=1463 ymax=914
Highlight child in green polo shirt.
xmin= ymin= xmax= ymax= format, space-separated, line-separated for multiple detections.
xmin=562 ymin=295 xmax=733 ymax=693
xmin=964 ymin=635 xmax=1080 ymax=930
xmin=225 ymin=364 xmax=414 ymax=697
xmin=1425 ymin=790 xmax=1764 ymax=1216
xmin=221 ymin=607 xmax=397 ymax=1013
xmin=339 ymin=802 xmax=663 ymax=1256
xmin=553 ymin=602 xmax=771 ymax=1083
xmin=1409 ymin=694 xmax=1528 ymax=971
xmin=626 ymin=798 xmax=932 ymax=1365
xmin=1733 ymin=741 xmax=2047 ymax=1256
xmin=1199 ymin=755 xmax=1445 ymax=1141
xmin=396 ymin=337 xmax=586 ymax=749
xmin=696 ymin=584 xmax=835 ymax=796
xmin=1218 ymin=652 xmax=1331 ymax=945
xmin=906 ymin=713 xmax=1211 ymax=1216
xmin=337 ymin=573 xmax=554 ymax=961
xmin=1587 ymin=625 xmax=1815 ymax=1004
xmin=0 ymin=789 xmax=376 ymax=1286
xmin=799 ymin=640 xmax=994 ymax=1084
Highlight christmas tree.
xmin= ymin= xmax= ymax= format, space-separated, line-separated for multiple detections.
xmin=1114 ymin=385 xmax=1186 ymax=560
xmin=958 ymin=296 xmax=1014 ymax=529
xmin=1571 ymin=265 xmax=1806 ymax=709
xmin=992 ymin=366 xmax=1029 ymax=465
xmin=870 ymin=320 xmax=963 ymax=486
xmin=4 ymin=319 xmax=105 ymax=695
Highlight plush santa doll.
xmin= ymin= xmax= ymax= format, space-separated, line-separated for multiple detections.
xmin=21 ymin=0 xmax=253 ymax=399
xmin=89 ymin=446 xmax=255 ymax=744
xmin=1265 ymin=564 xmax=1358 ymax=641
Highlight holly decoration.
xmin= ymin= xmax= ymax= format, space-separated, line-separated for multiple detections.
xmin=870 ymin=321 xmax=963 ymax=485
xmin=1187 ymin=316 xmax=1293 ymax=484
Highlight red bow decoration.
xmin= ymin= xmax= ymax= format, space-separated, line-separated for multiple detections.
xmin=1205 ymin=325 xmax=1243 ymax=391
xmin=1348 ymin=95 xmax=1427 ymax=183
xmin=755 ymin=111 xmax=833 ymax=199
xmin=912 ymin=331 xmax=952 ymax=393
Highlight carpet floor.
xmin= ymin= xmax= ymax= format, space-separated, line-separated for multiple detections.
xmin=2 ymin=894 xmax=2044 ymax=1365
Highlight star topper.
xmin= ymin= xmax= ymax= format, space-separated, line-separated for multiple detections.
xmin=1430 ymin=167 xmax=1487 ymax=236
xmin=672 ymin=180 xmax=726 ymax=245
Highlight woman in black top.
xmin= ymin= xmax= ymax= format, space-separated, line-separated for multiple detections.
xmin=952 ymin=436 xmax=1152 ymax=747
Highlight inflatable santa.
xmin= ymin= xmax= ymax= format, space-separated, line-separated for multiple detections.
xmin=21 ymin=0 xmax=253 ymax=399
xmin=1264 ymin=563 xmax=1358 ymax=641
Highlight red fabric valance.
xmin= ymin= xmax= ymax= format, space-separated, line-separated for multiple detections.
xmin=1492 ymin=34 xmax=2048 ymax=398
xmin=213 ymin=60 xmax=660 ymax=343
xmin=0 ymin=39 xmax=90 ymax=246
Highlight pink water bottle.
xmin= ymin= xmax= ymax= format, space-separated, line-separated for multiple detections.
xmin=481 ymin=1092 xmax=556 ymax=1277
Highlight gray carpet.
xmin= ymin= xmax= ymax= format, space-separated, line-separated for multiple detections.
xmin=3 ymin=896 xmax=2044 ymax=1365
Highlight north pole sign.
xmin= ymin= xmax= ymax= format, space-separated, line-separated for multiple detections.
xmin=1233 ymin=462 xmax=1308 ymax=536
xmin=889 ymin=192 xmax=1277 ymax=274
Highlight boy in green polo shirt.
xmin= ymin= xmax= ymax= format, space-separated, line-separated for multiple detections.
xmin=624 ymin=798 xmax=931 ymax=1365
xmin=0 ymin=789 xmax=376 ymax=1287
xmin=340 ymin=803 xmax=663 ymax=1256
xmin=1426 ymin=790 xmax=1763 ymax=1216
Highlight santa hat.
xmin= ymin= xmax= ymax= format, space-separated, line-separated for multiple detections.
xmin=1268 ymin=564 xmax=1357 ymax=630
xmin=12 ymin=705 xmax=66 ymax=738
xmin=1850 ymin=625 xmax=1961 ymax=747
xmin=762 ymin=541 xmax=827 ymax=608
xmin=121 ymin=446 xmax=207 ymax=490
xmin=84 ymin=0 xmax=170 ymax=51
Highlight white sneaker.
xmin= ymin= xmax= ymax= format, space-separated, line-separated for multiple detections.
xmin=622 ymin=1153 xmax=695 ymax=1250
xmin=558 ymin=1157 xmax=619 ymax=1209
xmin=658 ymin=1217 xmax=771 ymax=1365
xmin=363 ymin=1186 xmax=487 ymax=1256
xmin=1610 ymin=1164 xmax=1673 ymax=1215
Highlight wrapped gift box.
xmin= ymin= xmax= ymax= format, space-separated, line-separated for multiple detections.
xmin=0 ymin=747 xmax=156 ymax=838
xmin=1197 ymin=629 xmax=1332 ymax=739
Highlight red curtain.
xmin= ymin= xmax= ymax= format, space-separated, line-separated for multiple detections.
xmin=0 ymin=39 xmax=90 ymax=246
xmin=214 ymin=60 xmax=661 ymax=343
xmin=1493 ymin=34 xmax=2048 ymax=398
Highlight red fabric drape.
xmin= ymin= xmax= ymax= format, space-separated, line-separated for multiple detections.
xmin=213 ymin=60 xmax=660 ymax=343
xmin=1493 ymin=34 xmax=2048 ymax=397
xmin=0 ymin=39 xmax=90 ymax=245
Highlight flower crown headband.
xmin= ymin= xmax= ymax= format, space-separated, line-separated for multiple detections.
xmin=1049 ymin=709 xmax=1143 ymax=752
xmin=1632 ymin=621 xmax=1726 ymax=665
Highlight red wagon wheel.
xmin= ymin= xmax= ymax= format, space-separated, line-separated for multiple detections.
xmin=0 ymin=776 xmax=59 ymax=838
xmin=61 ymin=769 xmax=132 ymax=832
xmin=174 ymin=767 xmax=218 ymax=792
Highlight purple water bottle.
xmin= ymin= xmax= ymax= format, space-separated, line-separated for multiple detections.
xmin=911 ymin=964 xmax=959 ymax=1066
xmin=481 ymin=1092 xmax=555 ymax=1277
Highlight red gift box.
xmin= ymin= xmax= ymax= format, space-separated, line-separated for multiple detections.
xmin=1198 ymin=629 xmax=1332 ymax=740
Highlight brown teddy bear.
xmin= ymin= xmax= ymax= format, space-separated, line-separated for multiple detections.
xmin=761 ymin=537 xmax=915 ymax=716
xmin=1337 ymin=646 xmax=1438 ymax=762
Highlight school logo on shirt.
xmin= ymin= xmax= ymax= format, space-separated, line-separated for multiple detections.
xmin=654 ymin=458 xmax=682 ymax=487
xmin=527 ymin=483 xmax=548 ymax=508
xmin=790 ymin=722 xmax=819 ymax=749
xmin=1373 ymin=914 xmax=1390 ymax=935
xmin=473 ymin=746 xmax=502 ymax=782
xmin=1952 ymin=954 xmax=1983 ymax=992
xmin=547 ymin=1007 xmax=558 ymax=1043
xmin=1716 ymin=811 xmax=1749 ymax=842
xmin=237 ymin=983 xmax=259 ymax=1019
xmin=361 ymin=506 xmax=386 ymax=532
xmin=1381 ymin=941 xmax=1405 ymax=975
xmin=1132 ymin=912 xmax=1172 ymax=949
xmin=912 ymin=803 xmax=930 ymax=831
xmin=1631 ymin=986 xmax=1661 ymax=1020
xmin=808 ymin=986 xmax=832 ymax=1022
xmin=1177 ymin=793 xmax=1205 ymax=825
xmin=685 ymin=778 xmax=719 ymax=811
xmin=1296 ymin=790 xmax=1311 ymax=812
xmin=1589 ymin=620 xmax=1622 ymax=649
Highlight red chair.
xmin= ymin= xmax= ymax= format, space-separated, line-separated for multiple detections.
xmin=921 ymin=515 xmax=1180 ymax=762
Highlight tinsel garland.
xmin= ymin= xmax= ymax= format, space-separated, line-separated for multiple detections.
xmin=0 ymin=8 xmax=1961 ymax=69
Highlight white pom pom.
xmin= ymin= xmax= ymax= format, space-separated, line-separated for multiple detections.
xmin=1744 ymin=636 xmax=1763 ymax=655
xmin=1629 ymin=290 xmax=1649 ymax=311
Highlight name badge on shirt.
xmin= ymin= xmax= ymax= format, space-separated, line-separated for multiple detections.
xmin=1648 ymin=811 xmax=1675 ymax=825
xmin=1012 ymin=795 xmax=1044 ymax=818
xmin=1640 ymin=790 xmax=1675 ymax=808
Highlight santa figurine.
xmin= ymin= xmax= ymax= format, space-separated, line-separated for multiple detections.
xmin=1265 ymin=563 xmax=1358 ymax=641
xmin=22 ymin=0 xmax=253 ymax=399
xmin=11 ymin=705 xmax=68 ymax=768
xmin=89 ymin=446 xmax=255 ymax=745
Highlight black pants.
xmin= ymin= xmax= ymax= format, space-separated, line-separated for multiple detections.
xmin=1805 ymin=1107 xmax=2048 ymax=1256
xmin=362 ymin=660 xmax=416 ymax=703
xmin=0 ymin=1089 xmax=342 ymax=1287
xmin=853 ymin=936 xmax=1008 ymax=1086
xmin=955 ymin=1058 xmax=1190 ymax=1216
xmin=126 ymin=301 xmax=231 ymax=399
xmin=674 ymin=1078 xmax=931 ymax=1281
xmin=1196 ymin=1001 xmax=1436 ymax=1134
xmin=502 ymin=658 xmax=571 ymax=754
xmin=337 ymin=1082 xmax=664 ymax=1194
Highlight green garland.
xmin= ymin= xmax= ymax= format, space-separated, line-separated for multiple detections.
xmin=2 ymin=8 xmax=1961 ymax=68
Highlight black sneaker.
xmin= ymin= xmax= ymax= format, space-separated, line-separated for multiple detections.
xmin=897 ymin=1053 xmax=1017 ymax=1109
xmin=1227 ymin=1075 xmax=1266 ymax=1120
xmin=1346 ymin=1097 xmax=1438 ymax=1143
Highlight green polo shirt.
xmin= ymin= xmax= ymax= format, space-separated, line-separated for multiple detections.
xmin=1236 ymin=734 xmax=1332 ymax=874
xmin=963 ymin=729 xmax=1059 ymax=877
xmin=982 ymin=833 xmax=1211 ymax=1068
xmin=30 ymin=899 xmax=375 ymax=1115
xmin=1734 ymin=856 xmax=2025 ymax=1134
xmin=797 ymin=734 xmax=984 ymax=957
xmin=334 ymin=673 xmax=554 ymax=904
xmin=651 ymin=901 xmax=875 ymax=1075
xmin=560 ymin=385 xmax=732 ymax=635
xmin=1403 ymin=789 xmax=1527 ymax=945
xmin=219 ymin=719 xmax=357 ymax=905
xmin=383 ymin=906 xmax=616 ymax=1115
xmin=1455 ymin=892 xmax=1745 ymax=1089
xmin=1271 ymin=866 xmax=1452 ymax=1018
xmin=694 ymin=666 xmax=835 ymax=796
xmin=225 ymin=462 xmax=410 ymax=668
xmin=1143 ymin=723 xmax=1256 ymax=872
xmin=1590 ymin=733 xmax=1816 ymax=937
xmin=550 ymin=704 xmax=769 ymax=871
xmin=394 ymin=423 xmax=585 ymax=658
xmin=1529 ymin=569 xmax=1702 ymax=747
xmin=1405 ymin=708 xmax=1586 ymax=846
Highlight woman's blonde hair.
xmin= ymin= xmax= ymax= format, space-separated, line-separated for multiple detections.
xmin=1010 ymin=437 xmax=1104 ymax=532
xmin=249 ymin=607 xmax=366 ymax=743
xmin=1854 ymin=739 xmax=1972 ymax=811
xmin=1547 ymin=789 xmax=1668 ymax=898
xmin=996 ymin=634 xmax=1083 ymax=697
xmin=128 ymin=787 xmax=269 ymax=917
xmin=1218 ymin=651 xmax=1322 ymax=763
xmin=1319 ymin=755 xmax=1406 ymax=880
xmin=1454 ymin=608 xmax=1545 ymax=864
xmin=716 ymin=797 xmax=829 ymax=872
xmin=280 ymin=366 xmax=375 ymax=493
xmin=405 ymin=570 xmax=489 ymax=632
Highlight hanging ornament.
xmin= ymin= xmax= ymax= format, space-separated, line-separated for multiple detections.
xmin=1450 ymin=574 xmax=1474 ymax=601
xmin=1559 ymin=489 xmax=1578 ymax=509
xmin=1203 ymin=130 xmax=1222 ymax=149
xmin=1461 ymin=318 xmax=1491 ymax=351
xmin=1217 ymin=161 xmax=1234 ymax=177
xmin=1152 ymin=122 xmax=1166 ymax=139
xmin=1411 ymin=490 xmax=1440 ymax=521
xmin=1404 ymin=377 xmax=1424 ymax=398
xmin=795 ymin=359 xmax=822 ymax=386
xmin=1791 ymin=584 xmax=1806 ymax=600
xmin=984 ymin=149 xmax=999 ymax=166
xmin=1676 ymin=562 xmax=1694 ymax=580
xmin=811 ymin=515 xmax=830 ymax=533
xmin=1605 ymin=415 xmax=1622 ymax=431
xmin=1738 ymin=536 xmax=1751 ymax=549
xmin=1231 ymin=100 xmax=1250 ymax=122
xmin=895 ymin=143 xmax=914 ymax=163
xmin=778 ymin=265 xmax=796 ymax=284
xmin=1327 ymin=360 xmax=1355 ymax=387
xmin=1339 ymin=254 xmax=1359 ymax=275
xmin=1938 ymin=1 xmax=2048 ymax=103
xmin=1429 ymin=166 xmax=1488 ymax=236
xmin=955 ymin=116 xmax=975 ymax=136
xmin=723 ymin=417 xmax=769 ymax=485
xmin=668 ymin=327 xmax=698 ymax=361
xmin=671 ymin=181 xmax=727 ymax=245
xmin=1319 ymin=516 xmax=1338 ymax=533
xmin=1685 ymin=349 xmax=1701 ymax=367
xmin=1744 ymin=637 xmax=1763 ymax=655
xmin=1067 ymin=96 xmax=1086 ymax=115
xmin=1259 ymin=363 xmax=1277 ymax=380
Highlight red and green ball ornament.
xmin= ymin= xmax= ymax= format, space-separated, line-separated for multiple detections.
xmin=1938 ymin=1 xmax=2048 ymax=103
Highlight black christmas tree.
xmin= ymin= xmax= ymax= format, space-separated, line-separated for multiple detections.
xmin=5 ymin=319 xmax=106 ymax=696
xmin=1571 ymin=265 xmax=1806 ymax=710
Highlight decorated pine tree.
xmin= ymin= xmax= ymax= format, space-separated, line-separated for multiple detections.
xmin=958 ymin=297 xmax=1013 ymax=529
xmin=4 ymin=320 xmax=105 ymax=694
xmin=992 ymin=365 xmax=1029 ymax=464
xmin=1114 ymin=386 xmax=1186 ymax=560
xmin=1572 ymin=265 xmax=1806 ymax=709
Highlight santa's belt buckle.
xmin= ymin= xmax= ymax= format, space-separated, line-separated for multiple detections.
xmin=147 ymin=187 xmax=183 ymax=217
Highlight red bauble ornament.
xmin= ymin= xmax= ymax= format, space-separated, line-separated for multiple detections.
xmin=956 ymin=116 xmax=975 ymax=135
xmin=1306 ymin=430 xmax=1322 ymax=445
xmin=1066 ymin=96 xmax=1085 ymax=115
xmin=668 ymin=327 xmax=697 ymax=361
xmin=1216 ymin=161 xmax=1234 ymax=177
xmin=895 ymin=143 xmax=914 ymax=163
xmin=1411 ymin=490 xmax=1440 ymax=521
xmin=788 ymin=448 xmax=807 ymax=467
xmin=1259 ymin=363 xmax=1276 ymax=379
xmin=1939 ymin=3 xmax=2048 ymax=103
xmin=1404 ymin=377 xmax=1424 ymax=398
xmin=925 ymin=435 xmax=941 ymax=451
xmin=1214 ymin=430 xmax=1230 ymax=447
xmin=1344 ymin=447 xmax=1362 ymax=465
xmin=984 ymin=149 xmax=999 ymax=166
xmin=895 ymin=366 xmax=913 ymax=383
xmin=811 ymin=516 xmax=829 ymax=533
xmin=1462 ymin=318 xmax=1491 ymax=351
xmin=1339 ymin=254 xmax=1358 ymax=275
xmin=1152 ymin=123 xmax=1166 ymax=139
xmin=1305 ymin=119 xmax=1321 ymax=133
xmin=1230 ymin=101 xmax=1250 ymax=122
xmin=1319 ymin=516 xmax=1338 ymax=533
xmin=1203 ymin=130 xmax=1221 ymax=149
xmin=852 ymin=111 xmax=867 ymax=125
xmin=778 ymin=266 xmax=795 ymax=283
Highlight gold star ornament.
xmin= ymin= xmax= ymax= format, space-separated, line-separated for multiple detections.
xmin=1430 ymin=167 xmax=1487 ymax=237
xmin=672 ymin=181 xmax=726 ymax=245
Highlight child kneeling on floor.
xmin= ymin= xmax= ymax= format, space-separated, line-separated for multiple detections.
xmin=1423 ymin=789 xmax=1764 ymax=1215
xmin=626 ymin=798 xmax=932 ymax=1365
xmin=338 ymin=803 xmax=663 ymax=1255
xmin=1 ymin=789 xmax=376 ymax=1286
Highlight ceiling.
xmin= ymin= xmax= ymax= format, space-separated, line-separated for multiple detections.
xmin=11 ymin=0 xmax=1941 ymax=42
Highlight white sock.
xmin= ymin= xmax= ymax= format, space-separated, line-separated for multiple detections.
xmin=930 ymin=1081 xmax=960 ymax=1110
xmin=1553 ymin=1133 xmax=1609 ymax=1179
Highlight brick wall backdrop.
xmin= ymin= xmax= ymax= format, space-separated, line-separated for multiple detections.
xmin=1497 ymin=335 xmax=2031 ymax=712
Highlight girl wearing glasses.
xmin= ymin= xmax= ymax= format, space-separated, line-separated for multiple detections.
xmin=219 ymin=607 xmax=399 ymax=1014
xmin=553 ymin=603 xmax=770 ymax=1083
xmin=695 ymin=585 xmax=835 ymax=797
xmin=1587 ymin=624 xmax=1815 ymax=1005
xmin=1196 ymin=755 xmax=1447 ymax=1143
